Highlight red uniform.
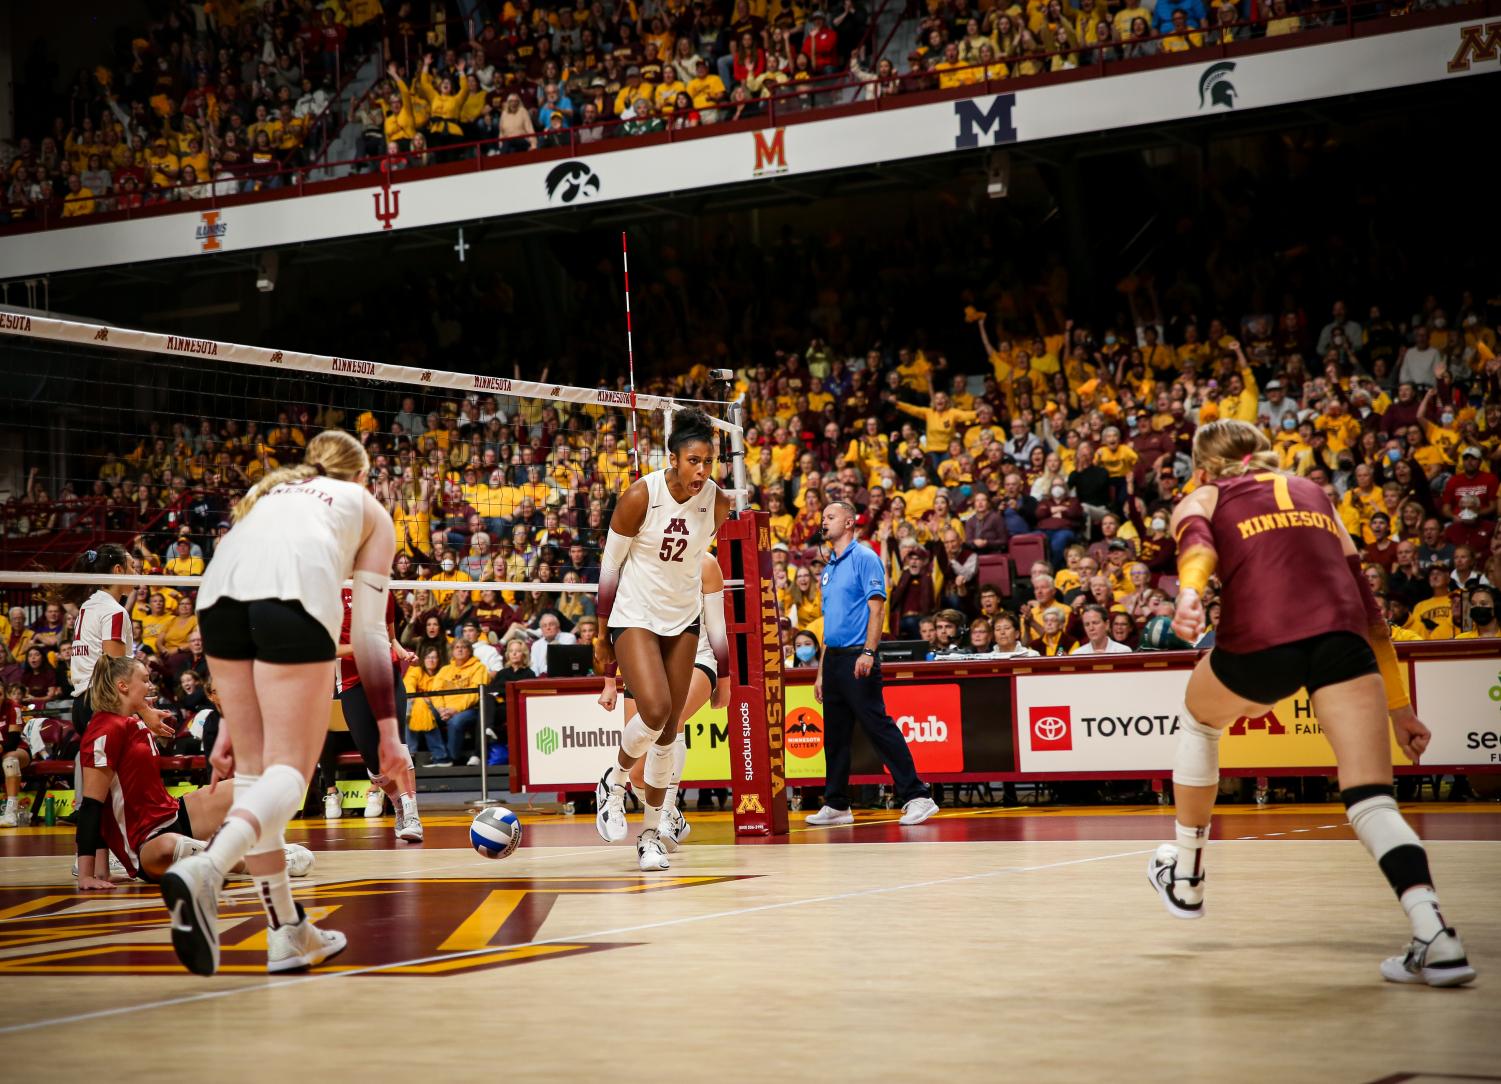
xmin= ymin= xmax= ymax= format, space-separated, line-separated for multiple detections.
xmin=1208 ymin=473 xmax=1366 ymax=653
xmin=336 ymin=587 xmax=399 ymax=695
xmin=82 ymin=711 xmax=180 ymax=877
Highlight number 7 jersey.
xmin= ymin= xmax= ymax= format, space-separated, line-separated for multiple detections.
xmin=1208 ymin=471 xmax=1366 ymax=653
xmin=610 ymin=469 xmax=721 ymax=636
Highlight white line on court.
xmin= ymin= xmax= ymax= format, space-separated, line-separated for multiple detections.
xmin=0 ymin=845 xmax=1155 ymax=1036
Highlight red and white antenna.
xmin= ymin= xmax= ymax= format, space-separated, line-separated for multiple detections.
xmin=621 ymin=230 xmax=641 ymax=480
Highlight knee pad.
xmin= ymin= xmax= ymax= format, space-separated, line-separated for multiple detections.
xmin=2 ymin=753 xmax=20 ymax=779
xmin=671 ymin=731 xmax=686 ymax=784
xmin=620 ymin=715 xmax=663 ymax=760
xmin=645 ymin=742 xmax=675 ymax=788
xmin=229 ymin=764 xmax=305 ymax=855
xmin=1172 ymin=715 xmax=1222 ymax=788
xmin=172 ymin=835 xmax=207 ymax=864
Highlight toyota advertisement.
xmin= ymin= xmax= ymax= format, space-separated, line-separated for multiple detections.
xmin=1015 ymin=670 xmax=1186 ymax=773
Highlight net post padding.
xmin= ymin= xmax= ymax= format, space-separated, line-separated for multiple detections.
xmin=717 ymin=510 xmax=788 ymax=838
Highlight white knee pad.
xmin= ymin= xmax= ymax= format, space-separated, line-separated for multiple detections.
xmin=1172 ymin=715 xmax=1222 ymax=788
xmin=644 ymin=742 xmax=675 ymax=788
xmin=172 ymin=835 xmax=207 ymax=863
xmin=671 ymin=730 xmax=686 ymax=785
xmin=1347 ymin=793 xmax=1419 ymax=862
xmin=229 ymin=764 xmax=305 ymax=856
xmin=620 ymin=715 xmax=663 ymax=760
xmin=2 ymin=753 xmax=20 ymax=779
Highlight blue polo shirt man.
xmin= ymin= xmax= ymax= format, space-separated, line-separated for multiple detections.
xmin=807 ymin=500 xmax=937 ymax=827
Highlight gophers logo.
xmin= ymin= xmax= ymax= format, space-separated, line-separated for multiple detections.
xmin=785 ymin=706 xmax=824 ymax=759
xmin=0 ymin=877 xmax=747 ymax=977
xmin=545 ymin=161 xmax=602 ymax=205
xmin=1029 ymin=705 xmax=1072 ymax=751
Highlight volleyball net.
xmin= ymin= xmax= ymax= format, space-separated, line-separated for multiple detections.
xmin=0 ymin=309 xmax=788 ymax=835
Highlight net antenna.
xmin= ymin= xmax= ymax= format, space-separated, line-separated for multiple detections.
xmin=621 ymin=231 xmax=642 ymax=482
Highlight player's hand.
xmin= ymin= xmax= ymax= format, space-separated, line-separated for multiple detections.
xmin=854 ymin=652 xmax=874 ymax=679
xmin=208 ymin=726 xmax=235 ymax=785
xmin=597 ymin=677 xmax=618 ymax=712
xmin=1172 ymin=588 xmax=1205 ymax=642
xmin=77 ymin=875 xmax=116 ymax=891
xmin=378 ymin=731 xmax=408 ymax=781
xmin=712 ymin=677 xmax=732 ymax=709
xmin=144 ymin=708 xmax=176 ymax=740
xmin=1390 ymin=706 xmax=1430 ymax=764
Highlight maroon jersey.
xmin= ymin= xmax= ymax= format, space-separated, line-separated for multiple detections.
xmin=336 ymin=587 xmax=399 ymax=695
xmin=82 ymin=711 xmax=179 ymax=877
xmin=1207 ymin=472 xmax=1366 ymax=653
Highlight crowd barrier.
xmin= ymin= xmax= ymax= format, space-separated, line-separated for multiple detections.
xmin=507 ymin=640 xmax=1501 ymax=791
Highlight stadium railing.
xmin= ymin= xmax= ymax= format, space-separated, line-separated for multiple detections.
xmin=3 ymin=0 xmax=1483 ymax=234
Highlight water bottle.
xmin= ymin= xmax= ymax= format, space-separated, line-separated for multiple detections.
xmin=44 ymin=795 xmax=56 ymax=826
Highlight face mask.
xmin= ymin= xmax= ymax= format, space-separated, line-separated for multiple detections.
xmin=1387 ymin=449 xmax=1402 ymax=463
xmin=1440 ymin=412 xmax=1454 ymax=426
xmin=1051 ymin=486 xmax=1066 ymax=499
xmin=1471 ymin=606 xmax=1495 ymax=626
xmin=1104 ymin=333 xmax=1117 ymax=345
xmin=1433 ymin=318 xmax=1447 ymax=329
xmin=1465 ymin=314 xmax=1479 ymax=327
xmin=1282 ymin=417 xmax=1296 ymax=430
xmin=911 ymin=476 xmax=927 ymax=488
xmin=794 ymin=644 xmax=817 ymax=663
xmin=441 ymin=559 xmax=455 ymax=572
xmin=1151 ymin=517 xmax=1167 ymax=532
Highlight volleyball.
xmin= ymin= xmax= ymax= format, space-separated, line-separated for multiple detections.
xmin=469 ymin=807 xmax=523 ymax=859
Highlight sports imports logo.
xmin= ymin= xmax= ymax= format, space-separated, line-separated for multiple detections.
xmin=1198 ymin=62 xmax=1237 ymax=110
xmin=545 ymin=161 xmax=602 ymax=205
xmin=535 ymin=726 xmax=559 ymax=756
xmin=1029 ymin=705 xmax=1072 ymax=751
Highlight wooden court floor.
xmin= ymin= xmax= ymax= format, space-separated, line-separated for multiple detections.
xmin=1 ymin=804 xmax=1497 ymax=1082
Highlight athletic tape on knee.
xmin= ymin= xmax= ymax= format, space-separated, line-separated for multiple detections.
xmin=232 ymin=764 xmax=305 ymax=856
xmin=645 ymin=742 xmax=675 ymax=788
xmin=1172 ymin=715 xmax=1222 ymax=788
xmin=620 ymin=715 xmax=662 ymax=759
xmin=2 ymin=753 xmax=20 ymax=779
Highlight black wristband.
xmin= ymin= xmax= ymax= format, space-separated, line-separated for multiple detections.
xmin=76 ymin=796 xmax=105 ymax=857
xmin=861 ymin=648 xmax=875 ymax=657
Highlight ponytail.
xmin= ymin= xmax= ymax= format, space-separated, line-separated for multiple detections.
xmin=88 ymin=655 xmax=144 ymax=717
xmin=231 ymin=430 xmax=369 ymax=522
xmin=47 ymin=542 xmax=133 ymax=607
xmin=1191 ymin=420 xmax=1281 ymax=480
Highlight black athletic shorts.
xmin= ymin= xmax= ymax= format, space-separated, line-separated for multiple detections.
xmin=338 ymin=667 xmax=409 ymax=773
xmin=607 ymin=621 xmax=701 ymax=647
xmin=138 ymin=796 xmax=194 ymax=883
xmin=199 ymin=598 xmax=335 ymax=664
xmin=1209 ymin=631 xmax=1378 ymax=706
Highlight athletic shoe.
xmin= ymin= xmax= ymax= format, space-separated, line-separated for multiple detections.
xmin=637 ymin=828 xmax=670 ymax=872
xmin=1147 ymin=843 xmax=1205 ymax=920
xmin=395 ymin=795 xmax=422 ymax=840
xmin=805 ymin=805 xmax=854 ymax=826
xmin=428 ymin=760 xmax=454 ymax=768
xmin=267 ymin=909 xmax=348 ymax=974
xmin=1380 ymin=928 xmax=1477 ymax=988
xmin=595 ymin=769 xmax=627 ymax=842
xmin=0 ymin=800 xmax=17 ymax=828
xmin=899 ymin=796 xmax=940 ymax=826
xmin=160 ymin=853 xmax=225 ymax=976
xmin=323 ymin=791 xmax=343 ymax=819
xmin=466 ymin=756 xmax=480 ymax=766
xmin=363 ymin=788 xmax=385 ymax=818
xmin=283 ymin=844 xmax=316 ymax=878
xmin=659 ymin=805 xmax=689 ymax=852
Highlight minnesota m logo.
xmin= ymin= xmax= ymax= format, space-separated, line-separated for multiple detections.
xmin=953 ymin=94 xmax=1017 ymax=149
xmin=1448 ymin=21 xmax=1501 ymax=71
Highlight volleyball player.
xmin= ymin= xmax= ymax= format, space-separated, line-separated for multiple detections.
xmin=335 ymin=587 xmax=423 ymax=842
xmin=162 ymin=431 xmax=402 ymax=976
xmin=75 ymin=656 xmax=314 ymax=890
xmin=1149 ymin=419 xmax=1474 ymax=987
xmin=593 ymin=409 xmax=731 ymax=871
xmin=0 ymin=689 xmax=27 ymax=828
xmin=598 ymin=554 xmax=733 ymax=851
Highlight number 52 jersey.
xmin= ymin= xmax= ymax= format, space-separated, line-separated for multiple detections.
xmin=611 ymin=469 xmax=720 ymax=637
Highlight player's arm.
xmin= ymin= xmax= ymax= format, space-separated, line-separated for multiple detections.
xmin=1169 ymin=484 xmax=1218 ymax=642
xmin=352 ymin=493 xmax=403 ymax=776
xmin=594 ymin=479 xmax=649 ymax=671
xmin=75 ymin=747 xmax=115 ymax=890
xmin=714 ymin=485 xmax=733 ymax=530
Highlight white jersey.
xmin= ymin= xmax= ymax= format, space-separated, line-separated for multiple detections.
xmin=611 ymin=470 xmax=720 ymax=636
xmin=1069 ymin=639 xmax=1133 ymax=655
xmin=69 ymin=590 xmax=133 ymax=696
xmin=198 ymin=475 xmax=367 ymax=646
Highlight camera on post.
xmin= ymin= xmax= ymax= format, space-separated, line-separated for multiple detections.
xmin=709 ymin=368 xmax=734 ymax=382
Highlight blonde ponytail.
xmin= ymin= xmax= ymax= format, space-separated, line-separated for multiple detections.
xmin=1192 ymin=419 xmax=1281 ymax=480
xmin=232 ymin=430 xmax=369 ymax=521
xmin=89 ymin=655 xmax=145 ymax=717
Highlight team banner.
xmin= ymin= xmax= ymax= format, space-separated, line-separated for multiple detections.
xmin=0 ymin=19 xmax=1488 ymax=278
xmin=1412 ymin=656 xmax=1501 ymax=766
